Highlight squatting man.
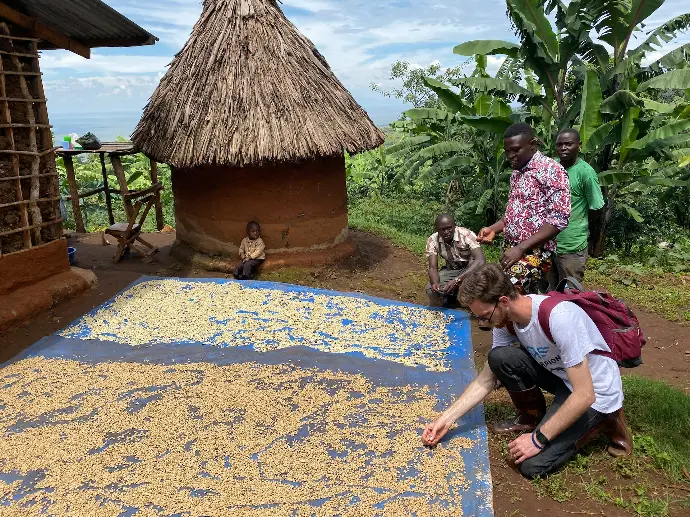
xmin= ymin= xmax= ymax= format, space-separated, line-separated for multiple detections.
xmin=422 ymin=264 xmax=631 ymax=478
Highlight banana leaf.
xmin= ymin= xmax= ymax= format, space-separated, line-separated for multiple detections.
xmin=453 ymin=40 xmax=521 ymax=58
xmin=579 ymin=69 xmax=603 ymax=148
xmin=638 ymin=69 xmax=690 ymax=91
xmin=598 ymin=170 xmax=634 ymax=186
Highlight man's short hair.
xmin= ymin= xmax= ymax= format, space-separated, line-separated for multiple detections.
xmin=558 ymin=128 xmax=581 ymax=142
xmin=435 ymin=213 xmax=455 ymax=227
xmin=458 ymin=263 xmax=517 ymax=307
xmin=504 ymin=122 xmax=535 ymax=140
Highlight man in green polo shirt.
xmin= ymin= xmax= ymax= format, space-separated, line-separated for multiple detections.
xmin=550 ymin=129 xmax=605 ymax=289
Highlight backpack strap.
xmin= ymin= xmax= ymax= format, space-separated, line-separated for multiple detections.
xmin=537 ymin=296 xmax=618 ymax=363
xmin=536 ymin=296 xmax=562 ymax=343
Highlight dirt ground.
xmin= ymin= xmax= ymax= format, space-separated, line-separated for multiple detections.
xmin=2 ymin=229 xmax=689 ymax=516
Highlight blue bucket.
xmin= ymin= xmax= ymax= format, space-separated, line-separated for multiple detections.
xmin=67 ymin=247 xmax=76 ymax=265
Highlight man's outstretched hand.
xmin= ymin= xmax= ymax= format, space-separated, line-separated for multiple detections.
xmin=422 ymin=415 xmax=452 ymax=447
xmin=477 ymin=227 xmax=496 ymax=244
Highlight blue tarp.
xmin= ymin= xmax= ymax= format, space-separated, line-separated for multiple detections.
xmin=1 ymin=277 xmax=493 ymax=516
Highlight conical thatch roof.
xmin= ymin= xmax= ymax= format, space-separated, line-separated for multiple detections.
xmin=132 ymin=0 xmax=385 ymax=168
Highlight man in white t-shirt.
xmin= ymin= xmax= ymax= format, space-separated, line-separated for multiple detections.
xmin=422 ymin=263 xmax=632 ymax=478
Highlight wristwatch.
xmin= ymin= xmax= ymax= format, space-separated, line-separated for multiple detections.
xmin=535 ymin=428 xmax=550 ymax=447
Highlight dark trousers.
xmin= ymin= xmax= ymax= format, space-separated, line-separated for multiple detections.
xmin=234 ymin=259 xmax=263 ymax=280
xmin=488 ymin=345 xmax=608 ymax=478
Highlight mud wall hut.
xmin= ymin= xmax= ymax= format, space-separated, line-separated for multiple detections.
xmin=132 ymin=0 xmax=385 ymax=267
xmin=0 ymin=0 xmax=156 ymax=332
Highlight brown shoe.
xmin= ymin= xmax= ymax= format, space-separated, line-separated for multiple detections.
xmin=492 ymin=386 xmax=546 ymax=435
xmin=575 ymin=408 xmax=633 ymax=457
xmin=605 ymin=408 xmax=633 ymax=457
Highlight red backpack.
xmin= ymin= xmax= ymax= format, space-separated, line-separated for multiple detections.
xmin=507 ymin=279 xmax=646 ymax=368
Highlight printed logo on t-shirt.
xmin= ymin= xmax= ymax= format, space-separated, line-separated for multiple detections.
xmin=526 ymin=345 xmax=550 ymax=360
xmin=526 ymin=346 xmax=566 ymax=373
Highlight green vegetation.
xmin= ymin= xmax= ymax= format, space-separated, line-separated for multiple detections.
xmin=345 ymin=0 xmax=690 ymax=321
xmin=57 ymin=144 xmax=175 ymax=232
xmin=623 ymin=376 xmax=690 ymax=481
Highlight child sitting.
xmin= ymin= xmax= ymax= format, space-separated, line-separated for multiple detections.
xmin=234 ymin=221 xmax=265 ymax=280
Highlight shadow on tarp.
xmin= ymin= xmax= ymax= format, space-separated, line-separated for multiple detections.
xmin=1 ymin=276 xmax=493 ymax=517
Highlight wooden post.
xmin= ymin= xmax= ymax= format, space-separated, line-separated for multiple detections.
xmin=31 ymin=40 xmax=61 ymax=240
xmin=0 ymin=41 xmax=30 ymax=251
xmin=149 ymin=159 xmax=164 ymax=231
xmin=110 ymin=155 xmax=131 ymax=218
xmin=99 ymin=152 xmax=114 ymax=225
xmin=8 ymin=43 xmax=42 ymax=244
xmin=63 ymin=155 xmax=85 ymax=233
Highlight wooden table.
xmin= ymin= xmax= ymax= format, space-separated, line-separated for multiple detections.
xmin=56 ymin=143 xmax=164 ymax=233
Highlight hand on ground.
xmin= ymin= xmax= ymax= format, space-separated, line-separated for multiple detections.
xmin=477 ymin=227 xmax=495 ymax=243
xmin=422 ymin=416 xmax=451 ymax=446
xmin=508 ymin=433 xmax=542 ymax=464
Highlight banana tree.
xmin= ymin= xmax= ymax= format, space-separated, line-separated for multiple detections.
xmin=452 ymin=0 xmax=690 ymax=253
xmin=591 ymin=68 xmax=690 ymax=254
xmin=385 ymin=55 xmax=521 ymax=223
xmin=452 ymin=1 xmax=690 ymax=139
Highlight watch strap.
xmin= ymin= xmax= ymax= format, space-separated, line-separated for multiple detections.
xmin=535 ymin=428 xmax=550 ymax=447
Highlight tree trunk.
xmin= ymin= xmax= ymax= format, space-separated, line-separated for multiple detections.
xmin=592 ymin=185 xmax=617 ymax=257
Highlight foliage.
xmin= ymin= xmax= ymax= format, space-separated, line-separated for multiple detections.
xmin=370 ymin=61 xmax=468 ymax=109
xmin=623 ymin=375 xmax=690 ymax=481
xmin=56 ymin=145 xmax=174 ymax=232
xmin=448 ymin=0 xmax=690 ymax=255
xmin=373 ymin=55 xmax=525 ymax=227
xmin=348 ymin=197 xmax=443 ymax=257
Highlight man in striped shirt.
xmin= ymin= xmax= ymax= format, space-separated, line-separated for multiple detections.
xmin=426 ymin=213 xmax=485 ymax=307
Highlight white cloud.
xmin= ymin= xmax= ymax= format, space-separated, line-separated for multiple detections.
xmin=40 ymin=52 xmax=172 ymax=75
xmin=44 ymin=0 xmax=690 ymax=123
xmin=282 ymin=0 xmax=335 ymax=12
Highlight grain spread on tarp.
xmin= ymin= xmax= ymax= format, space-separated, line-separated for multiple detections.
xmin=0 ymin=358 xmax=470 ymax=516
xmin=61 ymin=279 xmax=455 ymax=371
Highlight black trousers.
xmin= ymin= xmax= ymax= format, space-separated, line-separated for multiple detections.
xmin=487 ymin=345 xmax=608 ymax=478
xmin=234 ymin=259 xmax=264 ymax=280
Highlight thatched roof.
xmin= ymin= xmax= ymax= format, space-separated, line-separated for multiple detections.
xmin=131 ymin=0 xmax=385 ymax=168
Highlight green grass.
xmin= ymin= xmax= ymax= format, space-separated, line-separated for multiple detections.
xmin=585 ymin=269 xmax=690 ymax=323
xmin=349 ymin=197 xmax=503 ymax=261
xmin=622 ymin=376 xmax=690 ymax=481
xmin=348 ymin=197 xmax=437 ymax=257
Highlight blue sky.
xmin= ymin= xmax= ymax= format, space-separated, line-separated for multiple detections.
xmin=41 ymin=0 xmax=689 ymax=126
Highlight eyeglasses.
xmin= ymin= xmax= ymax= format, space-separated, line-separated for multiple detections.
xmin=472 ymin=301 xmax=498 ymax=323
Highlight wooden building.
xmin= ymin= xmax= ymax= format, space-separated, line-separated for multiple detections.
xmin=0 ymin=0 xmax=156 ymax=332
xmin=132 ymin=0 xmax=384 ymax=269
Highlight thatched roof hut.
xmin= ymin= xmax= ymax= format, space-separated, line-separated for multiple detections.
xmin=132 ymin=0 xmax=384 ymax=267
xmin=133 ymin=0 xmax=384 ymax=167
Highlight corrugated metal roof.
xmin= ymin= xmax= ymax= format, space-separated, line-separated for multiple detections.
xmin=7 ymin=0 xmax=157 ymax=48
